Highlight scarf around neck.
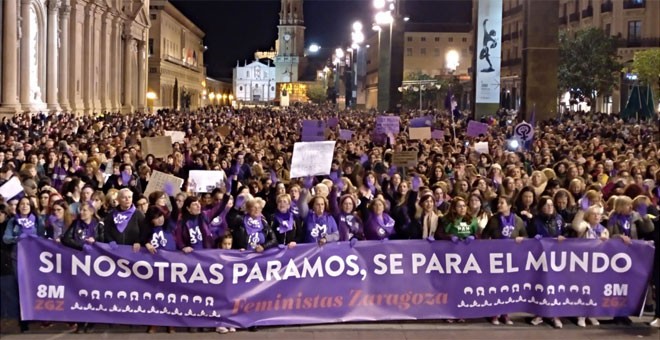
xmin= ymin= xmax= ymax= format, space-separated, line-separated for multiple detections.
xmin=113 ymin=205 xmax=136 ymax=233
xmin=499 ymin=213 xmax=516 ymax=239
xmin=274 ymin=211 xmax=295 ymax=234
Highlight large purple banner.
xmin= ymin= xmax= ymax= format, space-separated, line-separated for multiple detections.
xmin=18 ymin=236 xmax=654 ymax=328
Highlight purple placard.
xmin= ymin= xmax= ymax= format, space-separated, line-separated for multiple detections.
xmin=410 ymin=116 xmax=433 ymax=128
xmin=375 ymin=116 xmax=400 ymax=135
xmin=328 ymin=117 xmax=339 ymax=129
xmin=339 ymin=129 xmax=353 ymax=141
xmin=466 ymin=121 xmax=489 ymax=137
xmin=431 ymin=130 xmax=444 ymax=140
xmin=18 ymin=237 xmax=654 ymax=328
xmin=302 ymin=120 xmax=326 ymax=142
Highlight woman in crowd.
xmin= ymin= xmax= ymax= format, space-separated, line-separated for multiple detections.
xmin=271 ymin=194 xmax=304 ymax=247
xmin=175 ymin=196 xmax=216 ymax=253
xmin=514 ymin=186 xmax=537 ymax=226
xmin=45 ymin=200 xmax=72 ymax=242
xmin=303 ymin=195 xmax=339 ymax=245
xmin=528 ymin=196 xmax=565 ymax=329
xmin=413 ymin=193 xmax=440 ymax=240
xmin=467 ymin=193 xmax=490 ymax=233
xmin=233 ymin=197 xmax=276 ymax=252
xmin=103 ymin=188 xmax=148 ymax=251
xmin=439 ymin=197 xmax=478 ymax=242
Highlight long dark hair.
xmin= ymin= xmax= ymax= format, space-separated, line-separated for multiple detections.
xmin=146 ymin=206 xmax=171 ymax=231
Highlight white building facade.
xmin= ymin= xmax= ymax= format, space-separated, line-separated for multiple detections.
xmin=0 ymin=0 xmax=150 ymax=116
xmin=233 ymin=60 xmax=276 ymax=103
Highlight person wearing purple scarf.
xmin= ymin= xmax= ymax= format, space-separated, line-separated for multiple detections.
xmin=174 ymin=196 xmax=215 ymax=253
xmin=234 ymin=198 xmax=276 ymax=251
xmin=607 ymin=196 xmax=654 ymax=244
xmin=483 ymin=196 xmax=527 ymax=241
xmin=271 ymin=194 xmax=304 ymax=248
xmin=304 ymin=196 xmax=339 ymax=244
xmin=46 ymin=200 xmax=72 ymax=242
xmin=102 ymin=188 xmax=148 ymax=252
xmin=334 ymin=194 xmax=365 ymax=242
xmin=364 ymin=197 xmax=396 ymax=240
xmin=3 ymin=197 xmax=46 ymax=244
xmin=62 ymin=203 xmax=103 ymax=251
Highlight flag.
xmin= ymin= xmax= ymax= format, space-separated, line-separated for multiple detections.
xmin=444 ymin=90 xmax=453 ymax=111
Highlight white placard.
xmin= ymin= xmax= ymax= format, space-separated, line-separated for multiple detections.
xmin=290 ymin=141 xmax=336 ymax=178
xmin=0 ymin=177 xmax=24 ymax=200
xmin=475 ymin=142 xmax=490 ymax=154
xmin=188 ymin=170 xmax=227 ymax=193
xmin=144 ymin=170 xmax=184 ymax=197
xmin=513 ymin=121 xmax=534 ymax=142
xmin=475 ymin=0 xmax=502 ymax=104
xmin=164 ymin=131 xmax=186 ymax=144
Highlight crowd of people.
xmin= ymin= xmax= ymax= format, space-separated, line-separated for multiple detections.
xmin=0 ymin=104 xmax=659 ymax=334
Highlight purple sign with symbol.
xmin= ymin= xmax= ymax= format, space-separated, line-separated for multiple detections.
xmin=328 ymin=117 xmax=339 ymax=129
xmin=375 ymin=116 xmax=400 ymax=135
xmin=410 ymin=116 xmax=433 ymax=128
xmin=339 ymin=129 xmax=353 ymax=141
xmin=432 ymin=130 xmax=444 ymax=140
xmin=18 ymin=237 xmax=653 ymax=328
xmin=466 ymin=121 xmax=489 ymax=137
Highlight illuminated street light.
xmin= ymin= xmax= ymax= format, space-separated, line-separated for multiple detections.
xmin=308 ymin=43 xmax=321 ymax=53
xmin=446 ymin=50 xmax=460 ymax=71
xmin=373 ymin=0 xmax=385 ymax=9
xmin=375 ymin=11 xmax=393 ymax=25
xmin=335 ymin=48 xmax=344 ymax=59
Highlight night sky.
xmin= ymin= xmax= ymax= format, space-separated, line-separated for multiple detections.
xmin=170 ymin=0 xmax=472 ymax=79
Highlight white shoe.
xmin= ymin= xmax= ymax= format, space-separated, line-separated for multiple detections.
xmin=215 ymin=327 xmax=229 ymax=334
xmin=577 ymin=317 xmax=586 ymax=327
xmin=229 ymin=327 xmax=237 ymax=333
xmin=650 ymin=318 xmax=660 ymax=328
xmin=553 ymin=318 xmax=563 ymax=329
xmin=588 ymin=317 xmax=600 ymax=326
xmin=530 ymin=316 xmax=543 ymax=326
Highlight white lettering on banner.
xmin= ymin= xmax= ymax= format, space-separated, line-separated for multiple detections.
xmin=151 ymin=230 xmax=167 ymax=248
xmin=289 ymin=141 xmax=336 ymax=178
xmin=524 ymin=251 xmax=632 ymax=273
xmin=189 ymin=226 xmax=202 ymax=244
xmin=232 ymin=255 xmax=364 ymax=284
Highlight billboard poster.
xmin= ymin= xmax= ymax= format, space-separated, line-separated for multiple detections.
xmin=475 ymin=0 xmax=502 ymax=116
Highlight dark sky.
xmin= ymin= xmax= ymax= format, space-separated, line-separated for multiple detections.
xmin=170 ymin=0 xmax=472 ymax=79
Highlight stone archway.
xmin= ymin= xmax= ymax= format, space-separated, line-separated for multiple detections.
xmin=28 ymin=0 xmax=46 ymax=106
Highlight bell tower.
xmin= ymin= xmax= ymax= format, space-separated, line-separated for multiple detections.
xmin=275 ymin=0 xmax=306 ymax=83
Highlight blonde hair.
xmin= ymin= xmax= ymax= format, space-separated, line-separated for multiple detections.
xmin=276 ymin=193 xmax=292 ymax=205
xmin=613 ymin=196 xmax=633 ymax=214
xmin=245 ymin=197 xmax=266 ymax=211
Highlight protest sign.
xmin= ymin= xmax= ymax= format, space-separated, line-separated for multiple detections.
xmin=409 ymin=127 xmax=432 ymax=140
xmin=466 ymin=121 xmax=489 ymax=137
xmin=410 ymin=115 xmax=433 ymax=128
xmin=514 ymin=121 xmax=534 ymax=142
xmin=290 ymin=141 xmax=336 ymax=178
xmin=188 ymin=170 xmax=226 ymax=193
xmin=143 ymin=170 xmax=184 ymax=197
xmin=164 ymin=131 xmax=186 ymax=144
xmin=301 ymin=120 xmax=327 ymax=142
xmin=432 ymin=130 xmax=444 ymax=140
xmin=19 ymin=237 xmax=654 ymax=328
xmin=327 ymin=117 xmax=339 ymax=129
xmin=339 ymin=129 xmax=353 ymax=141
xmin=217 ymin=126 xmax=231 ymax=137
xmin=375 ymin=116 xmax=400 ymax=135
xmin=141 ymin=136 xmax=173 ymax=158
xmin=0 ymin=177 xmax=23 ymax=200
xmin=391 ymin=151 xmax=418 ymax=167
xmin=475 ymin=142 xmax=490 ymax=154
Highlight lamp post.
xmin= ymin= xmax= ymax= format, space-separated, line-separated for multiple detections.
xmin=209 ymin=92 xmax=216 ymax=108
xmin=350 ymin=21 xmax=365 ymax=109
xmin=374 ymin=0 xmax=402 ymax=112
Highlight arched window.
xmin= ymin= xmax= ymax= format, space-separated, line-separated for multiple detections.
xmin=239 ymin=86 xmax=243 ymax=91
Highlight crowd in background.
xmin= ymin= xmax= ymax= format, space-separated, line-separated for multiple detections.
xmin=0 ymin=105 xmax=658 ymax=333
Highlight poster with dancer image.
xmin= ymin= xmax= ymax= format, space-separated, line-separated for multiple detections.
xmin=475 ymin=0 xmax=502 ymax=105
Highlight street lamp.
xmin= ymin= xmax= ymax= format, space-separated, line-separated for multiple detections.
xmin=308 ymin=43 xmax=321 ymax=53
xmin=209 ymin=92 xmax=216 ymax=107
xmin=446 ymin=50 xmax=460 ymax=72
xmin=146 ymin=91 xmax=157 ymax=112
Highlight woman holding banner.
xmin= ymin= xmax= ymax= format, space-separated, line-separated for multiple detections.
xmin=175 ymin=196 xmax=216 ymax=253
xmin=528 ymin=196 xmax=566 ymax=329
xmin=364 ymin=197 xmax=397 ymax=241
xmin=303 ymin=195 xmax=339 ymax=245
xmin=271 ymin=194 xmax=304 ymax=247
xmin=483 ymin=195 xmax=527 ymax=325
xmin=233 ymin=197 xmax=277 ymax=252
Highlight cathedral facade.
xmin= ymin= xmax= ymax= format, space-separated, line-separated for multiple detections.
xmin=0 ymin=0 xmax=150 ymax=116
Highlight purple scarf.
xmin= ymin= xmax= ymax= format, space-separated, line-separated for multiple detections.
xmin=586 ymin=223 xmax=605 ymax=239
xmin=16 ymin=214 xmax=37 ymax=233
xmin=48 ymin=215 xmax=65 ymax=240
xmin=185 ymin=217 xmax=205 ymax=249
xmin=274 ymin=211 xmax=295 ymax=234
xmin=613 ymin=213 xmax=632 ymax=237
xmin=290 ymin=200 xmax=300 ymax=216
xmin=373 ymin=213 xmax=395 ymax=238
xmin=113 ymin=205 xmax=136 ymax=233
xmin=499 ymin=213 xmax=515 ymax=239
xmin=77 ymin=218 xmax=98 ymax=240
xmin=243 ymin=215 xmax=266 ymax=250
xmin=121 ymin=171 xmax=132 ymax=186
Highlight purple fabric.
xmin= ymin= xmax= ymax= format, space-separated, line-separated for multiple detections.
xmin=16 ymin=214 xmax=37 ymax=236
xmin=499 ymin=213 xmax=515 ymax=239
xmin=185 ymin=218 xmax=205 ymax=250
xmin=243 ymin=216 xmax=266 ymax=250
xmin=274 ymin=212 xmax=295 ymax=234
xmin=112 ymin=206 xmax=136 ymax=233
xmin=613 ymin=213 xmax=633 ymax=237
xmin=16 ymin=237 xmax=655 ymax=328
xmin=466 ymin=121 xmax=489 ymax=137
xmin=47 ymin=215 xmax=65 ymax=240
xmin=121 ymin=171 xmax=132 ymax=185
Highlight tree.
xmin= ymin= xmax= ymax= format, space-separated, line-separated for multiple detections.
xmin=558 ymin=28 xmax=622 ymax=111
xmin=400 ymin=72 xmax=448 ymax=110
xmin=632 ymin=48 xmax=660 ymax=98
xmin=306 ymin=84 xmax=327 ymax=104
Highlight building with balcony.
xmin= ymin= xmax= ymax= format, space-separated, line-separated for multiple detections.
xmin=364 ymin=23 xmax=473 ymax=110
xmin=147 ymin=0 xmax=206 ymax=111
xmin=501 ymin=0 xmax=660 ymax=113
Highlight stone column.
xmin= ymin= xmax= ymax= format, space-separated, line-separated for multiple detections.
xmin=99 ymin=13 xmax=111 ymax=111
xmin=19 ymin=0 xmax=32 ymax=107
xmin=46 ymin=0 xmax=60 ymax=112
xmin=68 ymin=0 xmax=85 ymax=114
xmin=92 ymin=5 xmax=102 ymax=112
xmin=58 ymin=3 xmax=70 ymax=111
xmin=123 ymin=34 xmax=134 ymax=112
xmin=136 ymin=40 xmax=146 ymax=111
xmin=111 ymin=16 xmax=122 ymax=112
xmin=0 ymin=0 xmax=20 ymax=113
xmin=82 ymin=2 xmax=94 ymax=114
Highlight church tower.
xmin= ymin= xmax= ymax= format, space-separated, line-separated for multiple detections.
xmin=275 ymin=0 xmax=306 ymax=83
